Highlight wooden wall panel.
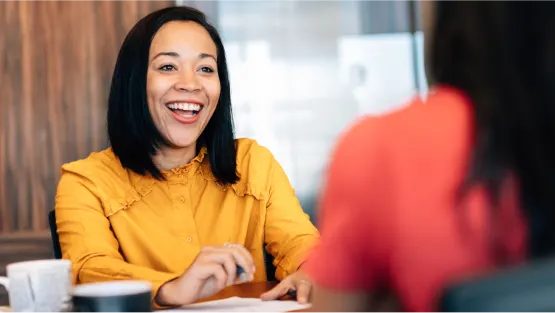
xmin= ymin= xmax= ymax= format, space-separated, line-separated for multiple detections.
xmin=0 ymin=1 xmax=172 ymax=235
xmin=0 ymin=1 xmax=172 ymax=305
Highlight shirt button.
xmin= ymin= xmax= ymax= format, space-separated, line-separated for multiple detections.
xmin=185 ymin=236 xmax=192 ymax=243
xmin=179 ymin=196 xmax=185 ymax=202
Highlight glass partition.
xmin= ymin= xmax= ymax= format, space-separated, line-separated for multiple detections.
xmin=180 ymin=0 xmax=426 ymax=220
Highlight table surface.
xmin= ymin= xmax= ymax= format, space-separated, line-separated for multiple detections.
xmin=198 ymin=281 xmax=284 ymax=302
xmin=0 ymin=281 xmax=295 ymax=312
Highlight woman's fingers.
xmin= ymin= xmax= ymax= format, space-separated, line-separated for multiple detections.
xmin=200 ymin=245 xmax=254 ymax=284
xmin=209 ymin=264 xmax=228 ymax=290
xmin=171 ymin=244 xmax=256 ymax=305
xmin=223 ymin=243 xmax=255 ymax=276
xmin=199 ymin=248 xmax=237 ymax=285
xmin=260 ymin=280 xmax=291 ymax=300
xmin=260 ymin=273 xmax=313 ymax=303
xmin=222 ymin=243 xmax=253 ymax=264
xmin=295 ymin=279 xmax=312 ymax=303
xmin=213 ymin=251 xmax=238 ymax=286
xmin=195 ymin=263 xmax=228 ymax=299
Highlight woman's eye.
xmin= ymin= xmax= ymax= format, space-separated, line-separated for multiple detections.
xmin=199 ymin=66 xmax=215 ymax=73
xmin=159 ymin=64 xmax=176 ymax=71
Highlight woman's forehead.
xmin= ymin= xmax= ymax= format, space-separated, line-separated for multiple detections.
xmin=149 ymin=21 xmax=217 ymax=58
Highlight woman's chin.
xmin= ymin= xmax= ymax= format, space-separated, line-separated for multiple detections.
xmin=164 ymin=137 xmax=198 ymax=150
xmin=168 ymin=142 xmax=195 ymax=149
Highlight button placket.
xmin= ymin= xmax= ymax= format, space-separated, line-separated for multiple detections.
xmin=175 ymin=186 xmax=198 ymax=246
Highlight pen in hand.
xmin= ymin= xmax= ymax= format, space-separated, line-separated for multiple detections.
xmin=236 ymin=265 xmax=249 ymax=282
xmin=236 ymin=265 xmax=245 ymax=276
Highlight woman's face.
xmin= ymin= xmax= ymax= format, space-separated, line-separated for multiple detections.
xmin=147 ymin=21 xmax=220 ymax=150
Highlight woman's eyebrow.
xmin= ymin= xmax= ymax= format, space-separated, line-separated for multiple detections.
xmin=199 ymin=53 xmax=217 ymax=62
xmin=150 ymin=51 xmax=216 ymax=62
xmin=151 ymin=51 xmax=179 ymax=62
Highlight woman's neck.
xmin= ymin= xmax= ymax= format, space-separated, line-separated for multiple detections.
xmin=152 ymin=145 xmax=197 ymax=171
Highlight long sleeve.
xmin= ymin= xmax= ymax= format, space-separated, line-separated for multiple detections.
xmin=55 ymin=170 xmax=180 ymax=302
xmin=264 ymin=156 xmax=319 ymax=280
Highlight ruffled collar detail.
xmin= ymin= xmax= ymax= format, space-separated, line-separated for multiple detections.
xmin=162 ymin=146 xmax=208 ymax=178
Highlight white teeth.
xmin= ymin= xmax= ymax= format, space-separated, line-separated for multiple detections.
xmin=167 ymin=102 xmax=202 ymax=112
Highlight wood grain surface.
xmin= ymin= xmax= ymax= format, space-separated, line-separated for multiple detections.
xmin=0 ymin=1 xmax=171 ymax=234
xmin=0 ymin=1 xmax=171 ymax=305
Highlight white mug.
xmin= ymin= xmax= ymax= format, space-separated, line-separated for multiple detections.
xmin=0 ymin=259 xmax=72 ymax=311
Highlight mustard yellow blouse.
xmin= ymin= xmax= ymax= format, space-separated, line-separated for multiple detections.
xmin=55 ymin=138 xmax=318 ymax=298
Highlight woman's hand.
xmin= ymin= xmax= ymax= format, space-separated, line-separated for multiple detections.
xmin=156 ymin=243 xmax=255 ymax=306
xmin=260 ymin=270 xmax=312 ymax=304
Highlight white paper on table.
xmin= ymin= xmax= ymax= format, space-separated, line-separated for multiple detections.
xmin=164 ymin=296 xmax=311 ymax=312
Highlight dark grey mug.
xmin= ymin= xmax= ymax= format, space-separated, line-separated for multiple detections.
xmin=72 ymin=281 xmax=152 ymax=312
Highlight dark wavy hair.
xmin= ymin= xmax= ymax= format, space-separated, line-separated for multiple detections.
xmin=429 ymin=2 xmax=555 ymax=257
xmin=107 ymin=6 xmax=239 ymax=184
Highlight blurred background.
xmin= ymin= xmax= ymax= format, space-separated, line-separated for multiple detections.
xmin=0 ymin=0 xmax=425 ymax=304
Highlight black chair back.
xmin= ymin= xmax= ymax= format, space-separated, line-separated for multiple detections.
xmin=440 ymin=257 xmax=555 ymax=311
xmin=263 ymin=248 xmax=277 ymax=281
xmin=48 ymin=210 xmax=62 ymax=259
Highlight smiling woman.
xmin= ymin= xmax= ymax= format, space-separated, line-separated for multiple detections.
xmin=54 ymin=6 xmax=318 ymax=308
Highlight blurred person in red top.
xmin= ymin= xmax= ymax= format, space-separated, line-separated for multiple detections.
xmin=305 ymin=2 xmax=555 ymax=311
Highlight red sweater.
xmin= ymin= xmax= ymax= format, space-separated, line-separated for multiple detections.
xmin=305 ymin=86 xmax=527 ymax=311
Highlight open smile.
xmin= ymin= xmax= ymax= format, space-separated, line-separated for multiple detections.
xmin=165 ymin=101 xmax=205 ymax=124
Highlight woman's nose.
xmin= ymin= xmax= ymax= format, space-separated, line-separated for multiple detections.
xmin=174 ymin=71 xmax=201 ymax=92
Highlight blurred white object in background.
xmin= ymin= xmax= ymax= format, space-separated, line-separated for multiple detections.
xmin=180 ymin=1 xmax=427 ymax=219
